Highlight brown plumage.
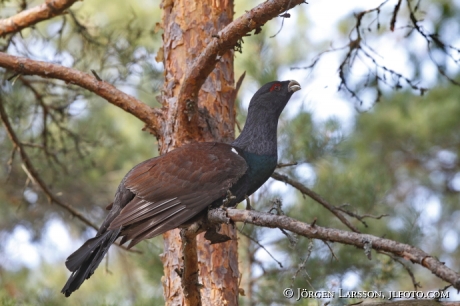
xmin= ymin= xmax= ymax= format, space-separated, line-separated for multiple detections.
xmin=61 ymin=142 xmax=248 ymax=296
xmin=61 ymin=80 xmax=301 ymax=297
xmin=109 ymin=142 xmax=247 ymax=247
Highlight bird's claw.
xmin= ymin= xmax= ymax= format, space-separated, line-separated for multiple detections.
xmin=222 ymin=190 xmax=236 ymax=207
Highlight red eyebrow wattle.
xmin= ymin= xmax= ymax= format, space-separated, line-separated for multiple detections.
xmin=270 ymin=83 xmax=281 ymax=91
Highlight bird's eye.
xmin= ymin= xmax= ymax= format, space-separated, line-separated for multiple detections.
xmin=270 ymin=83 xmax=281 ymax=92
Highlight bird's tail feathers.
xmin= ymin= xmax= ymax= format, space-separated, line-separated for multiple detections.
xmin=61 ymin=228 xmax=120 ymax=297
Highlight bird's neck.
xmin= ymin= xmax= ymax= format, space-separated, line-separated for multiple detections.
xmin=231 ymin=111 xmax=278 ymax=156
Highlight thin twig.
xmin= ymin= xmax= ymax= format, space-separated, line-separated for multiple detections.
xmin=234 ymin=71 xmax=246 ymax=133
xmin=238 ymin=228 xmax=283 ymax=268
xmin=336 ymin=204 xmax=389 ymax=228
xmin=379 ymin=251 xmax=421 ymax=291
xmin=290 ymin=239 xmax=314 ymax=288
xmin=269 ymin=0 xmax=293 ymax=38
xmin=390 ymin=0 xmax=402 ymax=31
xmin=276 ymin=162 xmax=298 ymax=168
xmin=0 ymin=96 xmax=98 ymax=230
xmin=322 ymin=240 xmax=338 ymax=261
xmin=271 ymin=172 xmax=360 ymax=232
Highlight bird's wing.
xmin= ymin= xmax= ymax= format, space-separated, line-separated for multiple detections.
xmin=108 ymin=142 xmax=247 ymax=248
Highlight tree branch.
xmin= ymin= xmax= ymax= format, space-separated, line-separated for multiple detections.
xmin=0 ymin=52 xmax=162 ymax=137
xmin=180 ymin=226 xmax=202 ymax=306
xmin=0 ymin=0 xmax=79 ymax=37
xmin=175 ymin=0 xmax=306 ymax=125
xmin=209 ymin=208 xmax=460 ymax=290
xmin=271 ymin=172 xmax=360 ymax=232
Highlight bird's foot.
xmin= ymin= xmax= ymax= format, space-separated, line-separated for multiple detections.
xmin=222 ymin=190 xmax=236 ymax=207
xmin=204 ymin=226 xmax=231 ymax=245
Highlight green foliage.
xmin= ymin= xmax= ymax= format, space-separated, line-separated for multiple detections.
xmin=0 ymin=251 xmax=164 ymax=305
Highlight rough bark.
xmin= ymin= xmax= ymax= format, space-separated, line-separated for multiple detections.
xmin=197 ymin=223 xmax=239 ymax=306
xmin=159 ymin=0 xmax=236 ymax=150
xmin=159 ymin=0 xmax=238 ymax=305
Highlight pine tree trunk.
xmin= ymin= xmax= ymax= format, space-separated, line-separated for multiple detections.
xmin=158 ymin=0 xmax=238 ymax=305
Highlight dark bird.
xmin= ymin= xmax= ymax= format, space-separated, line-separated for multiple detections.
xmin=61 ymin=79 xmax=301 ymax=297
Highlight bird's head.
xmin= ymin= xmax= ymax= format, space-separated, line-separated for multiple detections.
xmin=232 ymin=80 xmax=301 ymax=154
xmin=247 ymin=80 xmax=301 ymax=117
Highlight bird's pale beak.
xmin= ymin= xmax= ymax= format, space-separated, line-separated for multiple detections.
xmin=288 ymin=80 xmax=301 ymax=92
